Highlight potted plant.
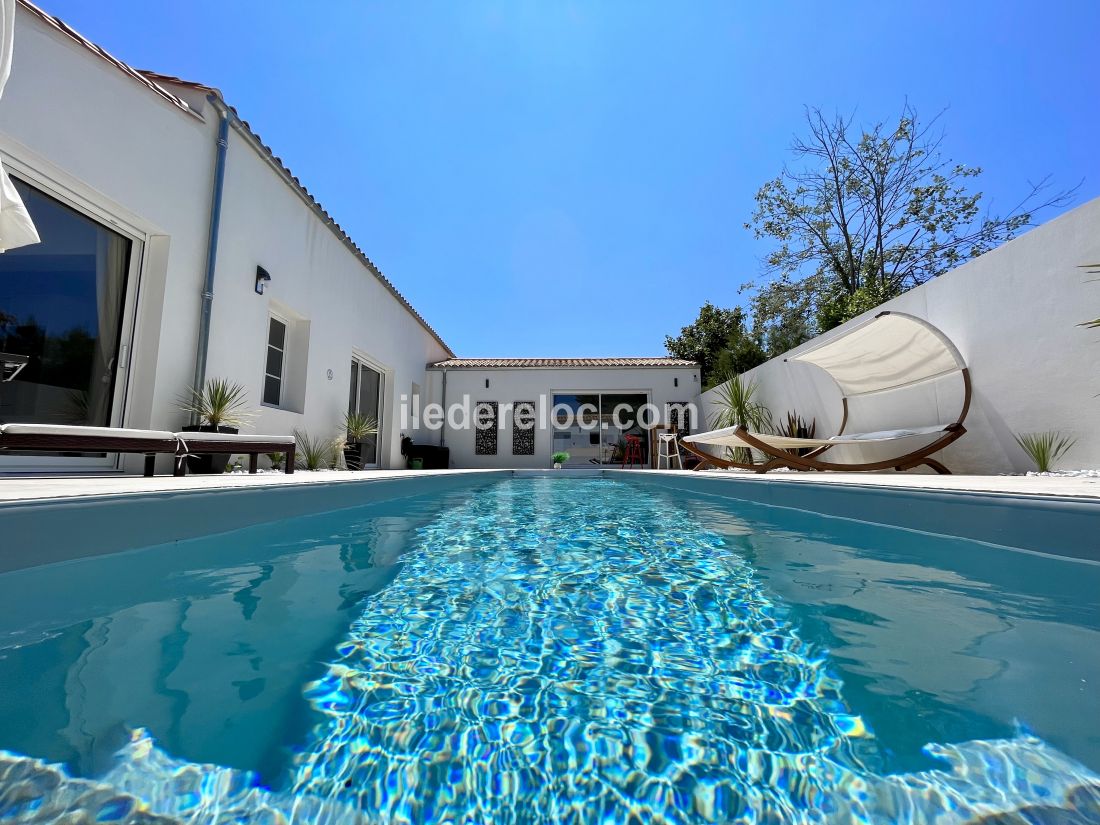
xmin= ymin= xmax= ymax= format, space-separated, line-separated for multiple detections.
xmin=552 ymin=451 xmax=569 ymax=469
xmin=342 ymin=411 xmax=378 ymax=470
xmin=179 ymin=378 xmax=252 ymax=474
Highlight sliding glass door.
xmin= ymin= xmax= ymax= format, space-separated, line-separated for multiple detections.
xmin=551 ymin=392 xmax=650 ymax=466
xmin=0 ymin=178 xmax=137 ymax=470
xmin=349 ymin=358 xmax=384 ymax=467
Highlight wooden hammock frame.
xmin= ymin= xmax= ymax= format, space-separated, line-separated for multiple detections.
xmin=681 ymin=312 xmax=971 ymax=475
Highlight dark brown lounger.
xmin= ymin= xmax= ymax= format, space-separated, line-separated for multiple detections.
xmin=0 ymin=423 xmax=179 ymax=476
xmin=173 ymin=431 xmax=296 ymax=475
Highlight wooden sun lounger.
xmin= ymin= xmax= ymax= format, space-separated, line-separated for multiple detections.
xmin=173 ymin=431 xmax=296 ymax=475
xmin=683 ymin=312 xmax=971 ymax=475
xmin=0 ymin=423 xmax=179 ymax=476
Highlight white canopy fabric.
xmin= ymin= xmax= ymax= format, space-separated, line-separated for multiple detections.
xmin=0 ymin=0 xmax=39 ymax=253
xmin=788 ymin=312 xmax=964 ymax=398
xmin=682 ymin=423 xmax=948 ymax=451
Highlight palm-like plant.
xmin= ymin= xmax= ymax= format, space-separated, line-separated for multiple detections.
xmin=1079 ymin=263 xmax=1100 ymax=330
xmin=1013 ymin=431 xmax=1076 ymax=473
xmin=294 ymin=429 xmax=339 ymax=471
xmin=343 ymin=411 xmax=379 ymax=441
xmin=710 ymin=373 xmax=772 ymax=464
xmin=180 ymin=378 xmax=252 ymax=429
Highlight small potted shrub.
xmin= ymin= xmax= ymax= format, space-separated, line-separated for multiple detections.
xmin=179 ymin=378 xmax=252 ymax=474
xmin=552 ymin=451 xmax=569 ymax=469
xmin=265 ymin=452 xmax=285 ymax=472
xmin=342 ymin=411 xmax=378 ymax=471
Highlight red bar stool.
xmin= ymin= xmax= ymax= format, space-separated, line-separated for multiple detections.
xmin=621 ymin=434 xmax=644 ymax=468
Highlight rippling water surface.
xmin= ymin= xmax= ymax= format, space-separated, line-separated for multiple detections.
xmin=1 ymin=476 xmax=1098 ymax=823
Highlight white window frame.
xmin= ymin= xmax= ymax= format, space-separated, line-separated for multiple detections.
xmin=349 ymin=352 xmax=388 ymax=469
xmin=0 ymin=164 xmax=147 ymax=474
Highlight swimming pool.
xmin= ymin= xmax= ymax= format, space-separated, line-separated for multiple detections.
xmin=1 ymin=475 xmax=1098 ymax=823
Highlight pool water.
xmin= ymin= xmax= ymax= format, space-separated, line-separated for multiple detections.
xmin=1 ymin=476 xmax=1098 ymax=823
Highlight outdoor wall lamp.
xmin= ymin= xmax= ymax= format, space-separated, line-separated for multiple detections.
xmin=674 ymin=377 xmax=679 ymax=387
xmin=485 ymin=378 xmax=490 ymax=388
xmin=255 ymin=266 xmax=271 ymax=295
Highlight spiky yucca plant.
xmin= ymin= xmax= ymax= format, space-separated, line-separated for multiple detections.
xmin=294 ymin=429 xmax=340 ymax=471
xmin=343 ymin=411 xmax=378 ymax=441
xmin=1013 ymin=431 xmax=1076 ymax=473
xmin=180 ymin=378 xmax=252 ymax=429
xmin=779 ymin=411 xmax=817 ymax=456
xmin=710 ymin=373 xmax=772 ymax=464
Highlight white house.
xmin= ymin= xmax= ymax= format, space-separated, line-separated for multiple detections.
xmin=0 ymin=1 xmax=457 ymax=473
xmin=421 ymin=358 xmax=700 ymax=468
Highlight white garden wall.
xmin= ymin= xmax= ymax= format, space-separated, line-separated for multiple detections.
xmin=698 ymin=196 xmax=1100 ymax=474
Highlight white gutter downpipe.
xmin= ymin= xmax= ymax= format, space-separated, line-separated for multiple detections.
xmin=192 ymin=95 xmax=231 ymax=405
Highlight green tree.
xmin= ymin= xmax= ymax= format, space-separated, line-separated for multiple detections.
xmin=665 ymin=302 xmax=758 ymax=387
xmin=747 ymin=103 xmax=1073 ymax=341
xmin=714 ymin=324 xmax=767 ymax=380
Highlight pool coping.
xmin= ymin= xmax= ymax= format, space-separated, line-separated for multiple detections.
xmin=2 ymin=467 xmax=1099 ymax=503
xmin=1 ymin=468 xmax=1097 ymax=571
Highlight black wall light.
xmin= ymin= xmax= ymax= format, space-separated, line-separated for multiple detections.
xmin=255 ymin=266 xmax=271 ymax=295
xmin=485 ymin=378 xmax=490 ymax=388
xmin=674 ymin=377 xmax=679 ymax=387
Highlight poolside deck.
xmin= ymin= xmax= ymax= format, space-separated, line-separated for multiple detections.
xmin=0 ymin=467 xmax=1098 ymax=503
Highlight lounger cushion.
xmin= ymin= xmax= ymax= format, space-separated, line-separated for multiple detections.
xmin=175 ymin=431 xmax=295 ymax=444
xmin=830 ymin=424 xmax=946 ymax=443
xmin=684 ymin=423 xmax=947 ymax=450
xmin=0 ymin=423 xmax=176 ymax=440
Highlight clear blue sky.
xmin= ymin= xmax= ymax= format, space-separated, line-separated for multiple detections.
xmin=40 ymin=1 xmax=1100 ymax=357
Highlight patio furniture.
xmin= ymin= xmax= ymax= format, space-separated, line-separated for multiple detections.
xmin=656 ymin=431 xmax=682 ymax=470
xmin=681 ymin=311 xmax=971 ymax=475
xmin=0 ymin=423 xmax=179 ymax=476
xmin=173 ymin=431 xmax=296 ymax=475
xmin=400 ymin=436 xmax=450 ymax=470
xmin=621 ymin=435 xmax=644 ymax=468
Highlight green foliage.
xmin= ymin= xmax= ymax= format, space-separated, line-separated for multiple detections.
xmin=1013 ymin=431 xmax=1076 ymax=473
xmin=265 ymin=452 xmax=285 ymax=470
xmin=551 ymin=452 xmax=570 ymax=465
xmin=179 ymin=377 xmax=252 ymax=429
xmin=294 ymin=429 xmax=340 ymax=471
xmin=713 ymin=325 xmax=768 ymax=386
xmin=778 ymin=411 xmax=817 ymax=457
xmin=1078 ymin=263 xmax=1100 ymax=330
xmin=745 ymin=104 xmax=1072 ymax=341
xmin=343 ymin=410 xmax=379 ymax=441
xmin=710 ymin=374 xmax=772 ymax=464
xmin=815 ymin=279 xmax=904 ymax=333
xmin=665 ymin=302 xmax=753 ymax=387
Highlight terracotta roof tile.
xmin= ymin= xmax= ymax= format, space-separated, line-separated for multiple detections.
xmin=428 ymin=358 xmax=698 ymax=369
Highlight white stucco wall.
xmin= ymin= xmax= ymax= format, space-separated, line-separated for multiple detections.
xmin=1 ymin=6 xmax=451 ymax=472
xmin=200 ymin=118 xmax=451 ymax=469
xmin=698 ymin=196 xmax=1100 ymax=474
xmin=424 ymin=366 xmax=701 ymax=468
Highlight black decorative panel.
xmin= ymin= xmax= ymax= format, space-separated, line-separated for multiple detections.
xmin=667 ymin=402 xmax=693 ymax=434
xmin=512 ymin=400 xmax=536 ymax=455
xmin=474 ymin=401 xmax=499 ymax=455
